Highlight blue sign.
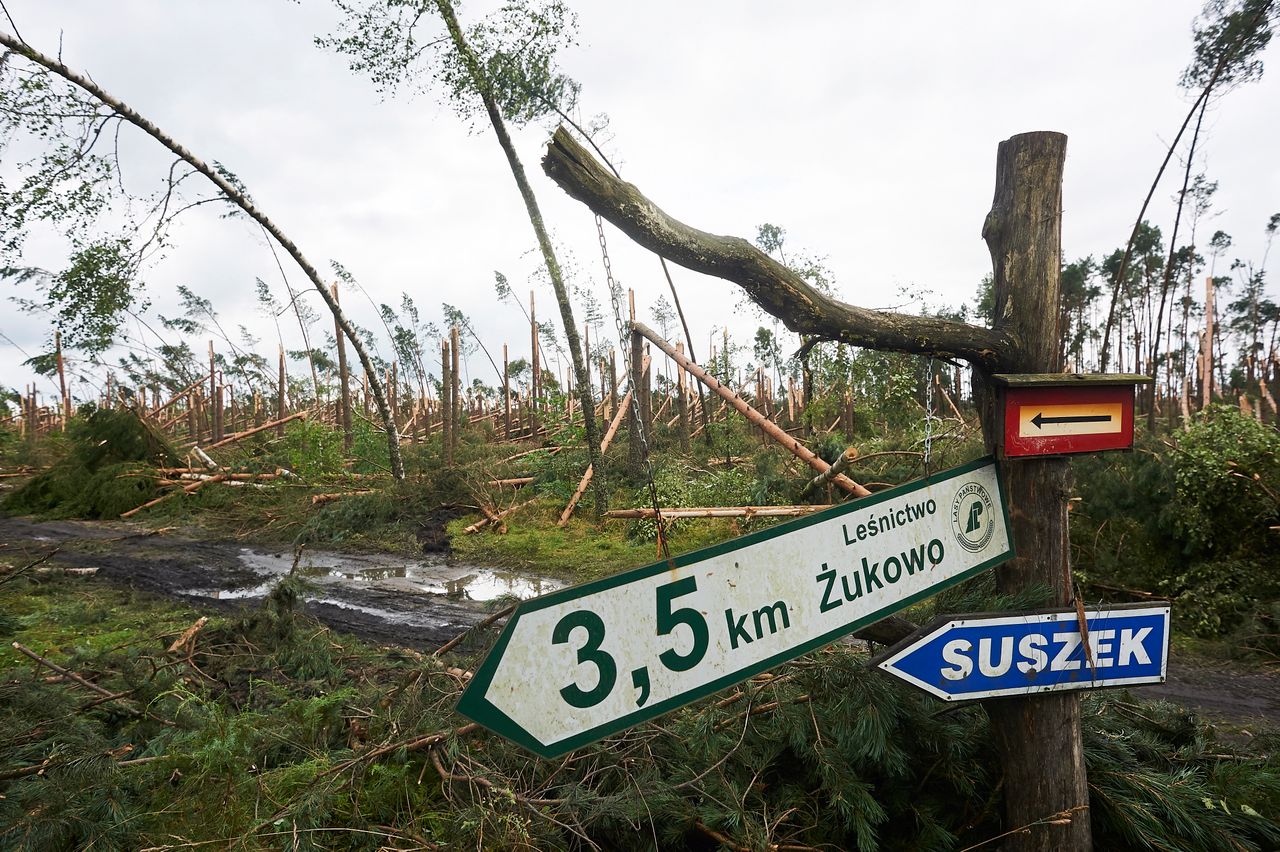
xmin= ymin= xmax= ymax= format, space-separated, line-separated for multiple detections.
xmin=875 ymin=604 xmax=1170 ymax=701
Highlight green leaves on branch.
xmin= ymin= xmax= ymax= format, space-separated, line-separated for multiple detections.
xmin=319 ymin=0 xmax=579 ymax=126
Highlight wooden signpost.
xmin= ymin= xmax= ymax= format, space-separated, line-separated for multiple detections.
xmin=457 ymin=458 xmax=1013 ymax=757
xmin=994 ymin=374 xmax=1151 ymax=458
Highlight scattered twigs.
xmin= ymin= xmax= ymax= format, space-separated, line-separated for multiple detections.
xmin=1086 ymin=581 xmax=1167 ymax=600
xmin=432 ymin=605 xmax=517 ymax=658
xmin=713 ymin=694 xmax=812 ymax=732
xmin=464 ymin=497 xmax=538 ymax=535
xmin=311 ymin=490 xmax=376 ymax=506
xmin=0 ymin=547 xmax=59 ymax=587
xmin=12 ymin=641 xmax=121 ymax=700
xmin=11 ymin=641 xmax=175 ymax=726
xmin=167 ymin=616 xmax=209 ymax=655
xmin=956 ymin=806 xmax=1088 ymax=852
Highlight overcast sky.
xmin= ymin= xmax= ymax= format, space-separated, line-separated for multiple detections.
xmin=2 ymin=1 xmax=1278 ymax=402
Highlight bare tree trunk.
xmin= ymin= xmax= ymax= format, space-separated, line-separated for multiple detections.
xmin=503 ymin=343 xmax=511 ymax=438
xmin=1149 ymin=96 xmax=1209 ymax=430
xmin=1202 ymin=278 xmax=1216 ymax=409
xmin=0 ymin=32 xmax=405 ymax=479
xmin=979 ymin=131 xmax=1090 ymax=852
xmin=277 ymin=345 xmax=287 ymax=437
xmin=530 ymin=291 xmax=540 ymax=437
xmin=54 ymin=330 xmax=69 ymax=428
xmin=442 ymin=339 xmax=453 ymax=466
xmin=332 ymin=283 xmax=354 ymax=451
xmin=451 ymin=326 xmax=462 ymax=454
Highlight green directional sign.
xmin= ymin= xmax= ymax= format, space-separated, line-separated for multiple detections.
xmin=457 ymin=456 xmax=1013 ymax=758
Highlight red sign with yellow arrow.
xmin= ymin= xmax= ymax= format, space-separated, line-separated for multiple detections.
xmin=998 ymin=379 xmax=1140 ymax=458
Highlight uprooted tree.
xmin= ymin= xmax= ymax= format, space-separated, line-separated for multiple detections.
xmin=543 ymin=127 xmax=1089 ymax=851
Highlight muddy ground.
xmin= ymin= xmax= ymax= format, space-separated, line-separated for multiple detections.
xmin=1 ymin=514 xmax=1276 ymax=725
xmin=0 ymin=515 xmax=559 ymax=649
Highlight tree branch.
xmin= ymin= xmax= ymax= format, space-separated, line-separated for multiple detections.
xmin=542 ymin=127 xmax=1010 ymax=368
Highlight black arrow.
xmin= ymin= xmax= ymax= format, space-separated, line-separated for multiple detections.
xmin=1031 ymin=412 xmax=1112 ymax=429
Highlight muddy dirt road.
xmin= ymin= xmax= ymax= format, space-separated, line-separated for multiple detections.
xmin=0 ymin=515 xmax=560 ymax=649
xmin=2 ymin=514 xmax=1276 ymax=725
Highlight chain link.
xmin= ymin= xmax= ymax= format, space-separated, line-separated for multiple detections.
xmin=923 ymin=356 xmax=936 ymax=475
xmin=597 ymin=215 xmax=669 ymax=559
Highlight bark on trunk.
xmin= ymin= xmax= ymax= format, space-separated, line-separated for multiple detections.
xmin=332 ymin=283 xmax=354 ymax=451
xmin=979 ymin=131 xmax=1090 ymax=852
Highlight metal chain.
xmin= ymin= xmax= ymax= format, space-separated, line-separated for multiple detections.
xmin=596 ymin=214 xmax=669 ymax=559
xmin=923 ymin=356 xmax=936 ymax=475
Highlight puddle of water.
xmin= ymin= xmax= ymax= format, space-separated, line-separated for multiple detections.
xmin=186 ymin=548 xmax=561 ymax=605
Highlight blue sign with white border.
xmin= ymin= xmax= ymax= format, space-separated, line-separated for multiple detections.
xmin=875 ymin=603 xmax=1170 ymax=701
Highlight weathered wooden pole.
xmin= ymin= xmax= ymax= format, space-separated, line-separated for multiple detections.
xmin=442 ymin=339 xmax=453 ymax=464
xmin=331 ymin=283 xmax=354 ymax=451
xmin=54 ymin=330 xmax=69 ymax=428
xmin=503 ymin=343 xmax=511 ymax=438
xmin=277 ymin=345 xmax=287 ymax=437
xmin=676 ymin=341 xmax=691 ymax=453
xmin=451 ymin=326 xmax=462 ymax=452
xmin=529 ymin=291 xmax=540 ymax=434
xmin=978 ymin=131 xmax=1089 ymax=851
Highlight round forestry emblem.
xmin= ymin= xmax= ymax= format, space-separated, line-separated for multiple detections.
xmin=951 ymin=482 xmax=995 ymax=553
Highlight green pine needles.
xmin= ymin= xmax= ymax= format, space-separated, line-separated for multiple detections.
xmin=2 ymin=569 xmax=1278 ymax=851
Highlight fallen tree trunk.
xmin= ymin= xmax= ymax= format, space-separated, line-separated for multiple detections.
xmin=312 ymin=490 xmax=376 ymax=506
xmin=463 ymin=498 xmax=538 ymax=535
xmin=488 ymin=477 xmax=534 ymax=488
xmin=606 ymin=505 xmax=835 ymax=519
xmin=120 ymin=474 xmax=225 ymax=518
xmin=801 ymin=447 xmax=858 ymax=496
xmin=543 ymin=128 xmax=1008 ymax=368
xmin=203 ymin=410 xmax=307 ymax=450
xmin=559 ymin=387 xmax=634 ymax=526
xmin=631 ymin=322 xmax=870 ymax=497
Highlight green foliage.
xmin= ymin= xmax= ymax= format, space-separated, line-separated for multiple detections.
xmin=274 ymin=419 xmax=346 ymax=479
xmin=3 ymin=406 xmax=177 ymax=518
xmin=1072 ymin=407 xmax=1279 ymax=655
xmin=3 ymin=543 xmax=1280 ymax=850
xmin=1169 ymin=405 xmax=1280 ymax=558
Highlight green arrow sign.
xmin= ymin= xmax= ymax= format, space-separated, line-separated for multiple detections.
xmin=457 ymin=456 xmax=1013 ymax=758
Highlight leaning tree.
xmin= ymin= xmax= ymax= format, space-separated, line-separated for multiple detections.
xmin=0 ymin=32 xmax=408 ymax=479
